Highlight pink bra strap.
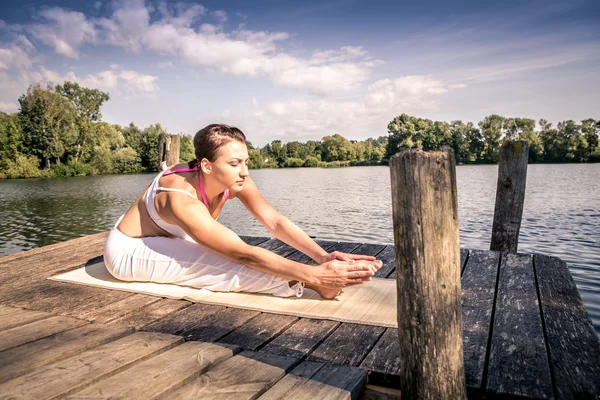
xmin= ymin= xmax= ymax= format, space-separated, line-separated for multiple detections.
xmin=162 ymin=167 xmax=228 ymax=208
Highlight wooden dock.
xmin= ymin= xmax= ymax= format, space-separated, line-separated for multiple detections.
xmin=0 ymin=233 xmax=599 ymax=399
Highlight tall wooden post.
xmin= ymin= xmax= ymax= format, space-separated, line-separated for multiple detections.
xmin=158 ymin=134 xmax=181 ymax=169
xmin=390 ymin=147 xmax=465 ymax=399
xmin=490 ymin=140 xmax=529 ymax=252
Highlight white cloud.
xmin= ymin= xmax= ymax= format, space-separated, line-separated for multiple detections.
xmin=211 ymin=10 xmax=228 ymax=24
xmin=0 ymin=102 xmax=18 ymax=113
xmin=94 ymin=1 xmax=103 ymax=10
xmin=233 ymin=75 xmax=465 ymax=143
xmin=28 ymin=8 xmax=96 ymax=59
xmin=157 ymin=61 xmax=174 ymax=68
xmin=0 ymin=43 xmax=33 ymax=70
xmin=23 ymin=0 xmax=379 ymax=95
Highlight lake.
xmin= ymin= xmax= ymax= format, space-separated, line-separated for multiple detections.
xmin=1 ymin=164 xmax=599 ymax=335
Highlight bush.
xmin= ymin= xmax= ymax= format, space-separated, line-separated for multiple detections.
xmin=284 ymin=157 xmax=304 ymax=168
xmin=303 ymin=156 xmax=319 ymax=167
xmin=112 ymin=147 xmax=142 ymax=174
xmin=0 ymin=153 xmax=43 ymax=179
xmin=52 ymin=160 xmax=93 ymax=177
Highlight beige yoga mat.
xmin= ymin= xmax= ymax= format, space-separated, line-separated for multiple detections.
xmin=49 ymin=261 xmax=398 ymax=328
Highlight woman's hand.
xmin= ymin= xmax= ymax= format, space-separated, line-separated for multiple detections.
xmin=310 ymin=259 xmax=379 ymax=289
xmin=317 ymin=251 xmax=383 ymax=274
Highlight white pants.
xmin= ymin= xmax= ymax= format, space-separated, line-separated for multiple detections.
xmin=103 ymin=218 xmax=303 ymax=298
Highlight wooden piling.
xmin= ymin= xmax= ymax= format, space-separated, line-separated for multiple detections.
xmin=389 ymin=147 xmax=466 ymax=399
xmin=490 ymin=140 xmax=529 ymax=252
xmin=158 ymin=134 xmax=180 ymax=169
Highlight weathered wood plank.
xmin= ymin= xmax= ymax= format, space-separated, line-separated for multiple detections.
xmin=486 ymin=252 xmax=553 ymax=399
xmin=258 ymin=360 xmax=325 ymax=400
xmin=460 ymin=248 xmax=469 ymax=275
xmin=308 ymin=323 xmax=385 ymax=366
xmin=183 ymin=308 xmax=260 ymax=342
xmin=535 ymin=254 xmax=600 ymax=399
xmin=0 ymin=235 xmax=106 ymax=287
xmin=0 ymin=331 xmax=183 ymax=400
xmin=142 ymin=303 xmax=225 ymax=335
xmin=261 ymin=318 xmax=340 ymax=359
xmin=461 ymin=249 xmax=500 ymax=390
xmin=0 ymin=308 xmax=51 ymax=331
xmin=373 ymin=246 xmax=395 ymax=278
xmin=273 ymin=362 xmax=367 ymax=400
xmin=256 ymin=238 xmax=296 ymax=254
xmin=66 ymin=341 xmax=238 ymax=399
xmin=0 ymin=324 xmax=132 ymax=384
xmin=219 ymin=313 xmax=299 ymax=351
xmin=166 ymin=350 xmax=298 ymax=400
xmin=80 ymin=293 xmax=161 ymax=323
xmin=2 ymin=280 xmax=133 ymax=318
xmin=240 ymin=236 xmax=271 ymax=246
xmin=0 ymin=305 xmax=23 ymax=317
xmin=359 ymin=328 xmax=400 ymax=387
xmin=0 ymin=315 xmax=88 ymax=352
xmin=0 ymin=232 xmax=107 ymax=266
xmin=109 ymin=298 xmax=191 ymax=330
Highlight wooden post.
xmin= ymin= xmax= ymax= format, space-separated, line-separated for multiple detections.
xmin=390 ymin=147 xmax=466 ymax=399
xmin=490 ymin=140 xmax=529 ymax=252
xmin=158 ymin=134 xmax=180 ymax=169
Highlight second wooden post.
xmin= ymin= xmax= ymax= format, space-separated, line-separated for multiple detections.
xmin=390 ymin=147 xmax=465 ymax=399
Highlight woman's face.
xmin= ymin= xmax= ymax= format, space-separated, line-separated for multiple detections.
xmin=210 ymin=140 xmax=250 ymax=192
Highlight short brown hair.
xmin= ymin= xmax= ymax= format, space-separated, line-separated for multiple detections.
xmin=189 ymin=124 xmax=246 ymax=167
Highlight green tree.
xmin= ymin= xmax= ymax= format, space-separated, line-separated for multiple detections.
xmin=18 ymin=84 xmax=77 ymax=168
xmin=55 ymin=81 xmax=110 ymax=162
xmin=0 ymin=112 xmax=22 ymax=161
xmin=479 ymin=114 xmax=504 ymax=163
xmin=180 ymin=134 xmax=195 ymax=163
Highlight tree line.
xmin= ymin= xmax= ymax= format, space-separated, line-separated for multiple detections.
xmin=0 ymin=82 xmax=598 ymax=179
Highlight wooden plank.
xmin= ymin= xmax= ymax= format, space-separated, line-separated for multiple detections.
xmin=183 ymin=308 xmax=260 ymax=342
xmin=0 ymin=308 xmax=51 ymax=331
xmin=258 ymin=360 xmax=325 ymax=400
xmin=0 ymin=331 xmax=183 ymax=400
xmin=109 ymin=298 xmax=191 ymax=330
xmin=308 ymin=323 xmax=385 ymax=366
xmin=166 ymin=350 xmax=298 ymax=400
xmin=0 ymin=305 xmax=23 ymax=317
xmin=0 ymin=315 xmax=88 ymax=352
xmin=261 ymin=318 xmax=340 ymax=359
xmin=359 ymin=328 xmax=400 ymax=387
xmin=80 ymin=293 xmax=161 ymax=323
xmin=257 ymin=239 xmax=295 ymax=254
xmin=0 ymin=235 xmax=106 ymax=287
xmin=275 ymin=362 xmax=367 ymax=400
xmin=352 ymin=243 xmax=387 ymax=258
xmin=373 ymin=246 xmax=395 ymax=278
xmin=240 ymin=236 xmax=271 ymax=246
xmin=0 ymin=232 xmax=107 ymax=266
xmin=142 ymin=303 xmax=225 ymax=335
xmin=461 ymin=249 xmax=500 ymax=390
xmin=65 ymin=341 xmax=238 ymax=399
xmin=3 ymin=280 xmax=133 ymax=318
xmin=535 ymin=254 xmax=600 ymax=399
xmin=460 ymin=248 xmax=469 ymax=275
xmin=0 ymin=324 xmax=132 ymax=384
xmin=486 ymin=252 xmax=553 ymax=399
xmin=219 ymin=313 xmax=299 ymax=351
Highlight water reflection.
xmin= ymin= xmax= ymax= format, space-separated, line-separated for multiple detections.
xmin=1 ymin=164 xmax=599 ymax=335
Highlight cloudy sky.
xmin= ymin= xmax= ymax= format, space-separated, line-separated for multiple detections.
xmin=0 ymin=0 xmax=598 ymax=145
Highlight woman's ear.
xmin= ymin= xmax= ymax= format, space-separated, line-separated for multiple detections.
xmin=200 ymin=158 xmax=212 ymax=174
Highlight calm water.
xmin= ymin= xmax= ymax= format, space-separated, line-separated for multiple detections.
xmin=1 ymin=164 xmax=599 ymax=334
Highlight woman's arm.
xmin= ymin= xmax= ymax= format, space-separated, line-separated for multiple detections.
xmin=158 ymin=191 xmax=374 ymax=288
xmin=236 ymin=177 xmax=331 ymax=264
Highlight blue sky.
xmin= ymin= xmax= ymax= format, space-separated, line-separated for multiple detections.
xmin=0 ymin=0 xmax=598 ymax=145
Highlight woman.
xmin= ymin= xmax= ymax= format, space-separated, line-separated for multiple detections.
xmin=104 ymin=124 xmax=382 ymax=299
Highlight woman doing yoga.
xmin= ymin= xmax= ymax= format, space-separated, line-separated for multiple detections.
xmin=104 ymin=124 xmax=382 ymax=299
